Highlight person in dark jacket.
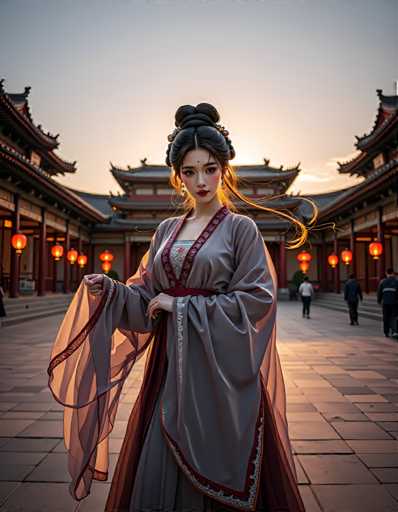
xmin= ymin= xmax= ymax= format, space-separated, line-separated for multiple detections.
xmin=377 ymin=268 xmax=398 ymax=337
xmin=344 ymin=273 xmax=363 ymax=325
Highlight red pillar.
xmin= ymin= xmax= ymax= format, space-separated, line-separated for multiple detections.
xmin=9 ymin=194 xmax=21 ymax=298
xmin=319 ymin=240 xmax=327 ymax=291
xmin=89 ymin=242 xmax=95 ymax=274
xmin=124 ymin=238 xmax=131 ymax=282
xmin=363 ymin=242 xmax=369 ymax=294
xmin=278 ymin=238 xmax=287 ymax=289
xmin=77 ymin=235 xmax=83 ymax=287
xmin=334 ymin=234 xmax=340 ymax=293
xmin=350 ymin=220 xmax=356 ymax=277
xmin=63 ymin=221 xmax=70 ymax=293
xmin=37 ymin=208 xmax=46 ymax=296
xmin=377 ymin=207 xmax=385 ymax=281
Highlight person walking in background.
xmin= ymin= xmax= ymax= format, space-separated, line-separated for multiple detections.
xmin=299 ymin=276 xmax=314 ymax=319
xmin=377 ymin=267 xmax=398 ymax=337
xmin=344 ymin=273 xmax=363 ymax=325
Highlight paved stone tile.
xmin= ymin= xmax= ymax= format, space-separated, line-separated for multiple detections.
xmin=16 ymin=420 xmax=63 ymax=438
xmin=298 ymin=454 xmax=378 ymax=484
xmin=332 ymin=421 xmax=393 ymax=439
xmin=298 ymin=485 xmax=322 ymax=512
xmin=357 ymin=453 xmax=398 ymax=467
xmin=371 ymin=468 xmax=398 ymax=483
xmin=312 ymin=484 xmax=398 ymax=512
xmin=292 ymin=440 xmax=353 ymax=454
xmin=288 ymin=421 xmax=340 ymax=440
xmin=323 ymin=412 xmax=368 ymax=422
xmin=345 ymin=439 xmax=398 ymax=453
xmin=0 ymin=484 xmax=19 ymax=508
xmin=0 ymin=438 xmax=59 ymax=453
xmin=0 ymin=419 xmax=35 ymax=436
xmin=0 ymin=482 xmax=78 ymax=511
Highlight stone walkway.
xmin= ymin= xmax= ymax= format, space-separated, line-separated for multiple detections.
xmin=0 ymin=300 xmax=397 ymax=511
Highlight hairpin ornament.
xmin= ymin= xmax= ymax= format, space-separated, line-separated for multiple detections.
xmin=167 ymin=127 xmax=182 ymax=142
xmin=215 ymin=124 xmax=229 ymax=137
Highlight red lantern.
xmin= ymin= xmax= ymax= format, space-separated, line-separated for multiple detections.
xmin=77 ymin=254 xmax=87 ymax=268
xmin=99 ymin=249 xmax=114 ymax=263
xmin=299 ymin=261 xmax=310 ymax=273
xmin=328 ymin=253 xmax=339 ymax=268
xmin=341 ymin=249 xmax=353 ymax=266
xmin=296 ymin=250 xmax=312 ymax=263
xmin=67 ymin=248 xmax=78 ymax=265
xmin=51 ymin=244 xmax=64 ymax=261
xmin=369 ymin=241 xmax=383 ymax=260
xmin=11 ymin=233 xmax=27 ymax=254
xmin=102 ymin=261 xmax=112 ymax=273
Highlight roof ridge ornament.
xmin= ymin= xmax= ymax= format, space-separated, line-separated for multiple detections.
xmin=140 ymin=158 xmax=148 ymax=166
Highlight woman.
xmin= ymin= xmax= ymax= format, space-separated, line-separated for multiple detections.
xmin=48 ymin=103 xmax=316 ymax=511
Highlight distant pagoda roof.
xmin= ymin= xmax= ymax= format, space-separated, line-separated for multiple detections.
xmin=338 ymin=88 xmax=398 ymax=177
xmin=110 ymin=157 xmax=300 ymax=192
xmin=0 ymin=79 xmax=76 ymax=175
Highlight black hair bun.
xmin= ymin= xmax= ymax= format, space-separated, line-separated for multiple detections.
xmin=175 ymin=103 xmax=220 ymax=129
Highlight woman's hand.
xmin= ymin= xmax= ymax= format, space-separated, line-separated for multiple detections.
xmin=84 ymin=274 xmax=105 ymax=296
xmin=146 ymin=293 xmax=175 ymax=319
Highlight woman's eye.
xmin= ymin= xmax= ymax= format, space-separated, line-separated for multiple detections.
xmin=182 ymin=171 xmax=193 ymax=176
xmin=207 ymin=167 xmax=217 ymax=173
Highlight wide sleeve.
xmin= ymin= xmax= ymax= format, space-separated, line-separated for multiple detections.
xmin=162 ymin=216 xmax=303 ymax=510
xmin=47 ymin=220 xmax=166 ymax=502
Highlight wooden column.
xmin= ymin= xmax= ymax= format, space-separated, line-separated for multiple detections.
xmin=278 ymin=237 xmax=287 ymax=289
xmin=124 ymin=237 xmax=131 ymax=282
xmin=52 ymin=232 xmax=58 ymax=293
xmin=9 ymin=194 xmax=21 ymax=298
xmin=350 ymin=219 xmax=356 ymax=277
xmin=77 ymin=234 xmax=83 ymax=286
xmin=333 ymin=234 xmax=340 ymax=293
xmin=37 ymin=208 xmax=47 ymax=296
xmin=89 ymin=242 xmax=95 ymax=274
xmin=319 ymin=241 xmax=327 ymax=291
xmin=63 ymin=221 xmax=70 ymax=293
xmin=377 ymin=207 xmax=385 ymax=281
xmin=363 ymin=242 xmax=369 ymax=294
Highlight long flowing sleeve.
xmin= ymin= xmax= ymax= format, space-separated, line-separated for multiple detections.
xmin=47 ymin=220 xmax=167 ymax=501
xmin=160 ymin=216 xmax=301 ymax=510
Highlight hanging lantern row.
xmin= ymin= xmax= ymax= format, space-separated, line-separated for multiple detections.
xmin=99 ymin=249 xmax=114 ymax=263
xmin=296 ymin=250 xmax=312 ymax=264
xmin=369 ymin=241 xmax=383 ymax=260
xmin=299 ymin=261 xmax=310 ymax=273
xmin=51 ymin=244 xmax=64 ymax=261
xmin=77 ymin=254 xmax=88 ymax=268
xmin=341 ymin=249 xmax=352 ymax=266
xmin=328 ymin=253 xmax=339 ymax=269
xmin=67 ymin=249 xmax=78 ymax=265
xmin=102 ymin=261 xmax=112 ymax=273
xmin=11 ymin=233 xmax=27 ymax=255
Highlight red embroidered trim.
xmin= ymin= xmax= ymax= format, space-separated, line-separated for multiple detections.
xmin=47 ymin=284 xmax=117 ymax=375
xmin=160 ymin=385 xmax=264 ymax=505
xmin=161 ymin=205 xmax=230 ymax=288
xmin=88 ymin=465 xmax=108 ymax=481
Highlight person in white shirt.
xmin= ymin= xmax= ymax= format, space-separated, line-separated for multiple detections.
xmin=298 ymin=276 xmax=314 ymax=319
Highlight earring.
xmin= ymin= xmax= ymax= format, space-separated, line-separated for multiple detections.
xmin=181 ymin=183 xmax=187 ymax=195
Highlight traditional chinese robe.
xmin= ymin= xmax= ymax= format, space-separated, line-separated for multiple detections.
xmin=47 ymin=205 xmax=305 ymax=511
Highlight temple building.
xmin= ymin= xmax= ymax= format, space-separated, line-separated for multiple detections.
xmin=0 ymin=80 xmax=397 ymax=305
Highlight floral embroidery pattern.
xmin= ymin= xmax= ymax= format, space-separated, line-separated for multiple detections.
xmin=175 ymin=296 xmax=185 ymax=387
xmin=160 ymin=389 xmax=264 ymax=510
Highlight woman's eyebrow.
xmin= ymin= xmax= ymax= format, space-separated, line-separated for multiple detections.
xmin=181 ymin=161 xmax=217 ymax=170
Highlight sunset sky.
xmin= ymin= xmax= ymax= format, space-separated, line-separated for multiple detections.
xmin=1 ymin=0 xmax=397 ymax=196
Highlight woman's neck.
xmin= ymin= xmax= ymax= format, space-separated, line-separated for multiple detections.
xmin=187 ymin=198 xmax=223 ymax=221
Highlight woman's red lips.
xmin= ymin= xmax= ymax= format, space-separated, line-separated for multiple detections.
xmin=197 ymin=190 xmax=209 ymax=196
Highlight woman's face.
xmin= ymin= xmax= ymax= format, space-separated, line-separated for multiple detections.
xmin=179 ymin=148 xmax=223 ymax=203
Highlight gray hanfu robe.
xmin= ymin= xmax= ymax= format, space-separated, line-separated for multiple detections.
xmin=48 ymin=204 xmax=305 ymax=512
